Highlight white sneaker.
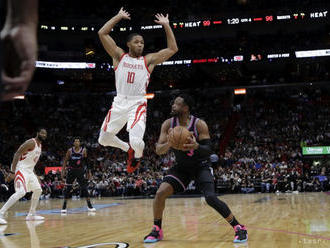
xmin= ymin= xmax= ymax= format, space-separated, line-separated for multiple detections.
xmin=61 ymin=209 xmax=67 ymax=214
xmin=0 ymin=213 xmax=7 ymax=225
xmin=87 ymin=207 xmax=96 ymax=212
xmin=26 ymin=214 xmax=45 ymax=221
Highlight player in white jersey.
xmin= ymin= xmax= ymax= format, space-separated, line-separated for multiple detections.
xmin=98 ymin=7 xmax=178 ymax=173
xmin=0 ymin=128 xmax=47 ymax=224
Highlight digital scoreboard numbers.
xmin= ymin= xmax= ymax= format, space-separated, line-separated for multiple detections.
xmin=227 ymin=18 xmax=240 ymax=24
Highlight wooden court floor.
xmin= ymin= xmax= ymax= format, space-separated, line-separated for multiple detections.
xmin=1 ymin=192 xmax=330 ymax=248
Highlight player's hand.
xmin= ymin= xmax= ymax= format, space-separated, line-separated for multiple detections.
xmin=1 ymin=24 xmax=37 ymax=101
xmin=154 ymin=13 xmax=169 ymax=26
xmin=117 ymin=7 xmax=131 ymax=20
xmin=182 ymin=132 xmax=199 ymax=151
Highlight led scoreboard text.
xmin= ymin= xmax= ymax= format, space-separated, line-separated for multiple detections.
xmin=40 ymin=10 xmax=328 ymax=32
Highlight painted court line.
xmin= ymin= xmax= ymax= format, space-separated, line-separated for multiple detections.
xmin=15 ymin=203 xmax=122 ymax=216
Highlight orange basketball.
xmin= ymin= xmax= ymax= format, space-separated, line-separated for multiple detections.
xmin=168 ymin=126 xmax=192 ymax=150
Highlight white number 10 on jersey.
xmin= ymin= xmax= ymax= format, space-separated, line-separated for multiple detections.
xmin=127 ymin=72 xmax=135 ymax=84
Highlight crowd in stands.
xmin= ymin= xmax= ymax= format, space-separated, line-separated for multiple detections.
xmin=1 ymin=87 xmax=329 ymax=202
xmin=219 ymin=87 xmax=330 ymax=193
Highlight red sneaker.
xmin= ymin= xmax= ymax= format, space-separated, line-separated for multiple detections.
xmin=126 ymin=147 xmax=140 ymax=173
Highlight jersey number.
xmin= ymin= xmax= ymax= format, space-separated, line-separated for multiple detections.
xmin=127 ymin=72 xmax=135 ymax=84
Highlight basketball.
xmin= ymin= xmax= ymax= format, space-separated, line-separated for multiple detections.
xmin=168 ymin=126 xmax=192 ymax=150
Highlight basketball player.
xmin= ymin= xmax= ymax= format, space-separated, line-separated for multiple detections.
xmin=61 ymin=137 xmax=95 ymax=213
xmin=144 ymin=94 xmax=248 ymax=243
xmin=97 ymin=7 xmax=178 ymax=173
xmin=1 ymin=0 xmax=39 ymax=102
xmin=0 ymin=128 xmax=47 ymax=224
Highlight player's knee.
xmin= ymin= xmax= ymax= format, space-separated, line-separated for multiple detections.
xmin=14 ymin=189 xmax=26 ymax=200
xmin=155 ymin=188 xmax=170 ymax=201
xmin=98 ymin=133 xmax=107 ymax=146
xmin=64 ymin=186 xmax=72 ymax=195
xmin=98 ymin=132 xmax=115 ymax=146
xmin=204 ymin=193 xmax=218 ymax=206
xmin=32 ymin=188 xmax=42 ymax=198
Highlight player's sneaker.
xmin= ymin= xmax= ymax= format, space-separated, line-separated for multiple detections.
xmin=126 ymin=147 xmax=141 ymax=173
xmin=0 ymin=213 xmax=7 ymax=225
xmin=233 ymin=224 xmax=248 ymax=243
xmin=87 ymin=207 xmax=96 ymax=212
xmin=61 ymin=209 xmax=67 ymax=214
xmin=144 ymin=225 xmax=163 ymax=243
xmin=26 ymin=214 xmax=45 ymax=221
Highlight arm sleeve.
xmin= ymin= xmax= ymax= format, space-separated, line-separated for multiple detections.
xmin=196 ymin=139 xmax=213 ymax=157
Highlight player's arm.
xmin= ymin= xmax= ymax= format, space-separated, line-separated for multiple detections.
xmin=98 ymin=7 xmax=130 ymax=65
xmin=145 ymin=14 xmax=178 ymax=72
xmin=9 ymin=139 xmax=35 ymax=180
xmin=155 ymin=119 xmax=173 ymax=155
xmin=61 ymin=149 xmax=71 ymax=178
xmin=183 ymin=120 xmax=212 ymax=157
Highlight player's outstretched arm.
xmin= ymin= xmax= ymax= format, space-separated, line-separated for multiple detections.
xmin=145 ymin=13 xmax=178 ymax=71
xmin=155 ymin=119 xmax=172 ymax=155
xmin=98 ymin=7 xmax=129 ymax=62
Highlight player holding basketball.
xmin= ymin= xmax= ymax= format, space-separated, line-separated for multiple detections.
xmin=0 ymin=128 xmax=47 ymax=224
xmin=61 ymin=137 xmax=95 ymax=213
xmin=144 ymin=94 xmax=248 ymax=243
xmin=97 ymin=7 xmax=178 ymax=173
